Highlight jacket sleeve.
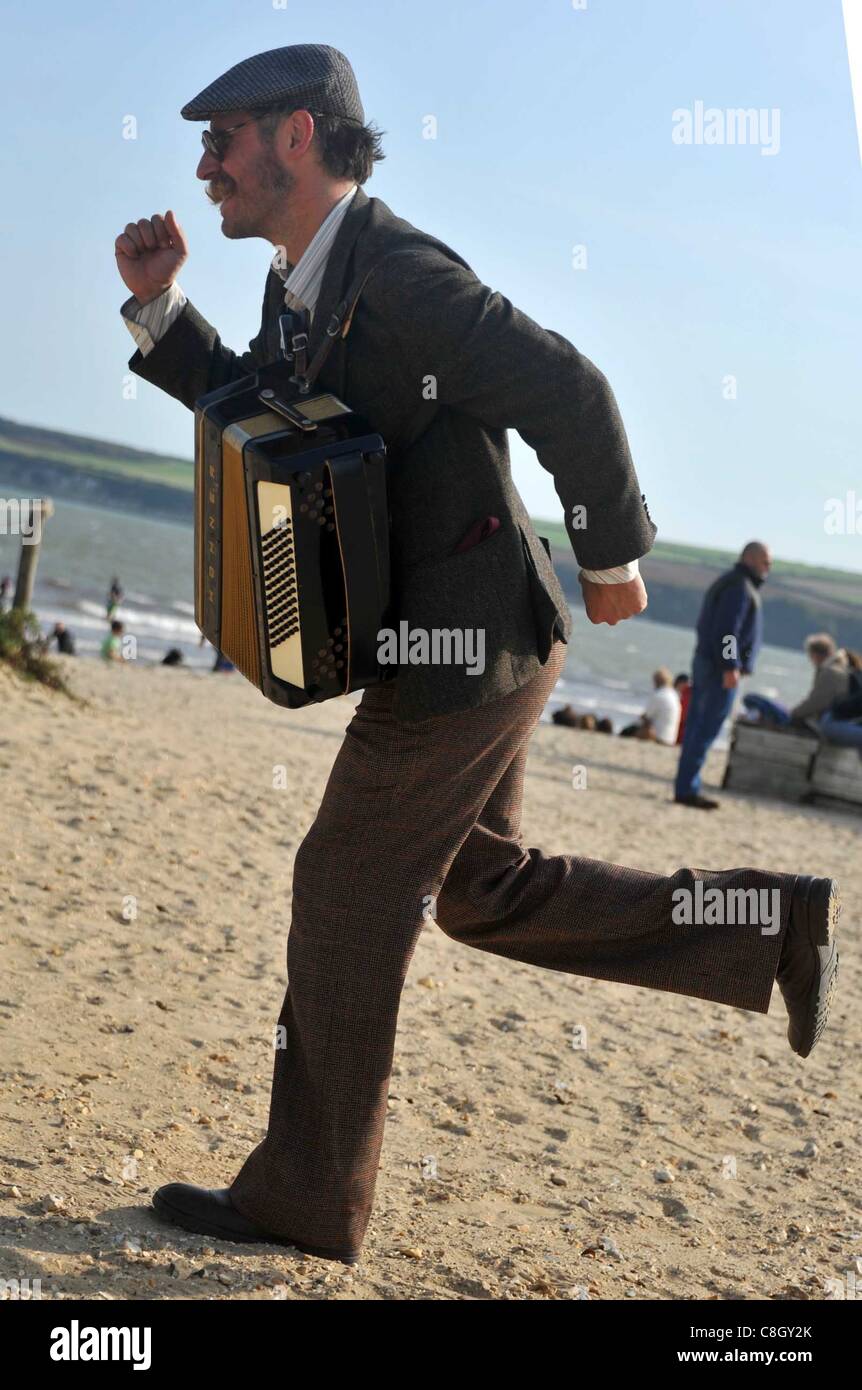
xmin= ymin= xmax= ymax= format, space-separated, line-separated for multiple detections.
xmin=371 ymin=249 xmax=656 ymax=571
xmin=791 ymin=670 xmax=829 ymax=722
xmin=126 ymin=271 xmax=279 ymax=411
xmin=709 ymin=582 xmax=750 ymax=671
xmin=792 ymin=665 xmax=847 ymax=722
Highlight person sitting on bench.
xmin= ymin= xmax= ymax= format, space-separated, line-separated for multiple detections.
xmin=743 ymin=634 xmax=851 ymax=729
xmin=819 ymin=658 xmax=862 ymax=750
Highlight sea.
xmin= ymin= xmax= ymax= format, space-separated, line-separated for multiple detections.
xmin=0 ymin=496 xmax=813 ymax=743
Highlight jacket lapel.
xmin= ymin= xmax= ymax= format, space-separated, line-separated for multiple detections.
xmin=307 ymin=185 xmax=373 ymax=360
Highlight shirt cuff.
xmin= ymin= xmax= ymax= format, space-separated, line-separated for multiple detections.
xmin=121 ymin=283 xmax=187 ymax=357
xmin=579 ymin=558 xmax=640 ymax=585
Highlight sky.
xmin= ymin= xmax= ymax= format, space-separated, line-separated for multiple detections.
xmin=1 ymin=0 xmax=860 ymax=571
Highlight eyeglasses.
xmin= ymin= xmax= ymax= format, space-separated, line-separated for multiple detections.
xmin=201 ymin=117 xmax=260 ymax=161
xmin=201 ymin=109 xmax=357 ymax=161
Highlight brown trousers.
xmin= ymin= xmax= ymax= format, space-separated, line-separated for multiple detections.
xmin=230 ymin=643 xmax=793 ymax=1255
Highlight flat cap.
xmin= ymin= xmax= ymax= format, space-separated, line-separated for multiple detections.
xmin=180 ymin=43 xmax=364 ymax=123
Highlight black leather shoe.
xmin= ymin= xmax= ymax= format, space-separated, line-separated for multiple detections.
xmin=151 ymin=1183 xmax=360 ymax=1265
xmin=777 ymin=877 xmax=840 ymax=1058
xmin=675 ymin=794 xmax=720 ymax=810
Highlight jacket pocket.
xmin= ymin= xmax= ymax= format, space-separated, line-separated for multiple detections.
xmin=519 ymin=526 xmax=565 ymax=662
xmin=402 ymin=523 xmax=503 ymax=578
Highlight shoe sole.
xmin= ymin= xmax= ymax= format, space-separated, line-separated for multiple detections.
xmin=792 ymin=877 xmax=840 ymax=1059
xmin=151 ymin=1190 xmax=360 ymax=1266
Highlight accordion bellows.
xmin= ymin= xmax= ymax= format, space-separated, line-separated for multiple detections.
xmin=194 ymin=368 xmax=391 ymax=707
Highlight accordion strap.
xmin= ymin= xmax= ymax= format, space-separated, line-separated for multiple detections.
xmin=293 ymin=249 xmax=416 ymax=394
xmin=327 ymin=449 xmax=389 ymax=692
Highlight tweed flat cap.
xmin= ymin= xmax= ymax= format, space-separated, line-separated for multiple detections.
xmin=180 ymin=43 xmax=364 ymax=123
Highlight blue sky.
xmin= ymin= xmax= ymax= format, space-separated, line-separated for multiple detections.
xmin=1 ymin=0 xmax=860 ymax=570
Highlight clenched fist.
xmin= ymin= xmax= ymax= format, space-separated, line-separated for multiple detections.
xmin=579 ymin=573 xmax=648 ymax=626
xmin=114 ymin=211 xmax=189 ymax=306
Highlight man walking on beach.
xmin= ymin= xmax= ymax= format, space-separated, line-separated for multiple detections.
xmin=115 ymin=46 xmax=840 ymax=1265
xmin=674 ymin=541 xmax=771 ymax=810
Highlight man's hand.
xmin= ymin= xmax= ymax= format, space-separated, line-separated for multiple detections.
xmin=722 ymin=668 xmax=741 ymax=689
xmin=114 ymin=211 xmax=188 ymax=306
xmin=579 ymin=573 xmax=648 ymax=626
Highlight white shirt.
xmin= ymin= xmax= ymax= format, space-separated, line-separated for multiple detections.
xmin=644 ymin=685 xmax=681 ymax=745
xmin=121 ymin=188 xmax=637 ymax=586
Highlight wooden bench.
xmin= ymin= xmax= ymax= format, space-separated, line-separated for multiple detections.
xmin=722 ymin=720 xmax=862 ymax=812
xmin=809 ymin=742 xmax=862 ymax=809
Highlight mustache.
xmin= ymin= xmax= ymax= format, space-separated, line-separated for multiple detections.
xmin=205 ymin=177 xmax=236 ymax=206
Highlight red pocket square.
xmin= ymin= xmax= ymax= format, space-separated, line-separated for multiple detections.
xmin=453 ymin=516 xmax=501 ymax=554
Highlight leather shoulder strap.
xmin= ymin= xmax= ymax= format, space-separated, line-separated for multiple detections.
xmin=297 ymin=248 xmax=418 ymax=394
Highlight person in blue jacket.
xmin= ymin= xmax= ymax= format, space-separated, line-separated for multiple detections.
xmin=674 ymin=541 xmax=771 ymax=809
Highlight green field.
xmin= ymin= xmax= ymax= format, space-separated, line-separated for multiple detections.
xmin=535 ymin=518 xmax=862 ymax=591
xmin=0 ymin=428 xmax=194 ymax=492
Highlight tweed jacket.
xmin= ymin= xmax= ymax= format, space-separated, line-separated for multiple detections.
xmin=128 ymin=185 xmax=657 ymax=719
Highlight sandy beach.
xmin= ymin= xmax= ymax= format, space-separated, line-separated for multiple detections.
xmin=1 ymin=656 xmax=859 ymax=1302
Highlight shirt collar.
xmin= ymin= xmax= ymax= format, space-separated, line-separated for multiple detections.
xmin=736 ymin=561 xmax=765 ymax=589
xmin=270 ymin=185 xmax=358 ymax=318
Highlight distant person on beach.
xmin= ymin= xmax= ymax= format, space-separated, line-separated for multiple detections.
xmin=51 ymin=622 xmax=76 ymax=656
xmin=674 ymin=541 xmax=771 ymax=809
xmin=212 ymin=650 xmax=235 ymax=673
xmin=162 ymin=647 xmax=184 ymax=666
xmin=100 ymin=619 xmax=125 ymax=662
xmin=620 ymin=667 xmax=681 ymax=744
xmin=674 ymin=672 xmax=691 ymax=744
xmin=106 ymin=577 xmax=124 ymax=620
xmin=819 ymin=657 xmax=862 ymax=750
xmin=742 ymin=634 xmax=850 ymax=731
xmin=551 ymin=705 xmax=607 ymax=732
xmin=114 ymin=44 xmax=839 ymax=1266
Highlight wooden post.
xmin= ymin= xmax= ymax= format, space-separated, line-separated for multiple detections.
xmin=13 ymin=498 xmax=54 ymax=611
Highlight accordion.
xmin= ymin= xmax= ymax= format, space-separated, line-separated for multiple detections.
xmin=193 ymin=363 xmax=391 ymax=707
